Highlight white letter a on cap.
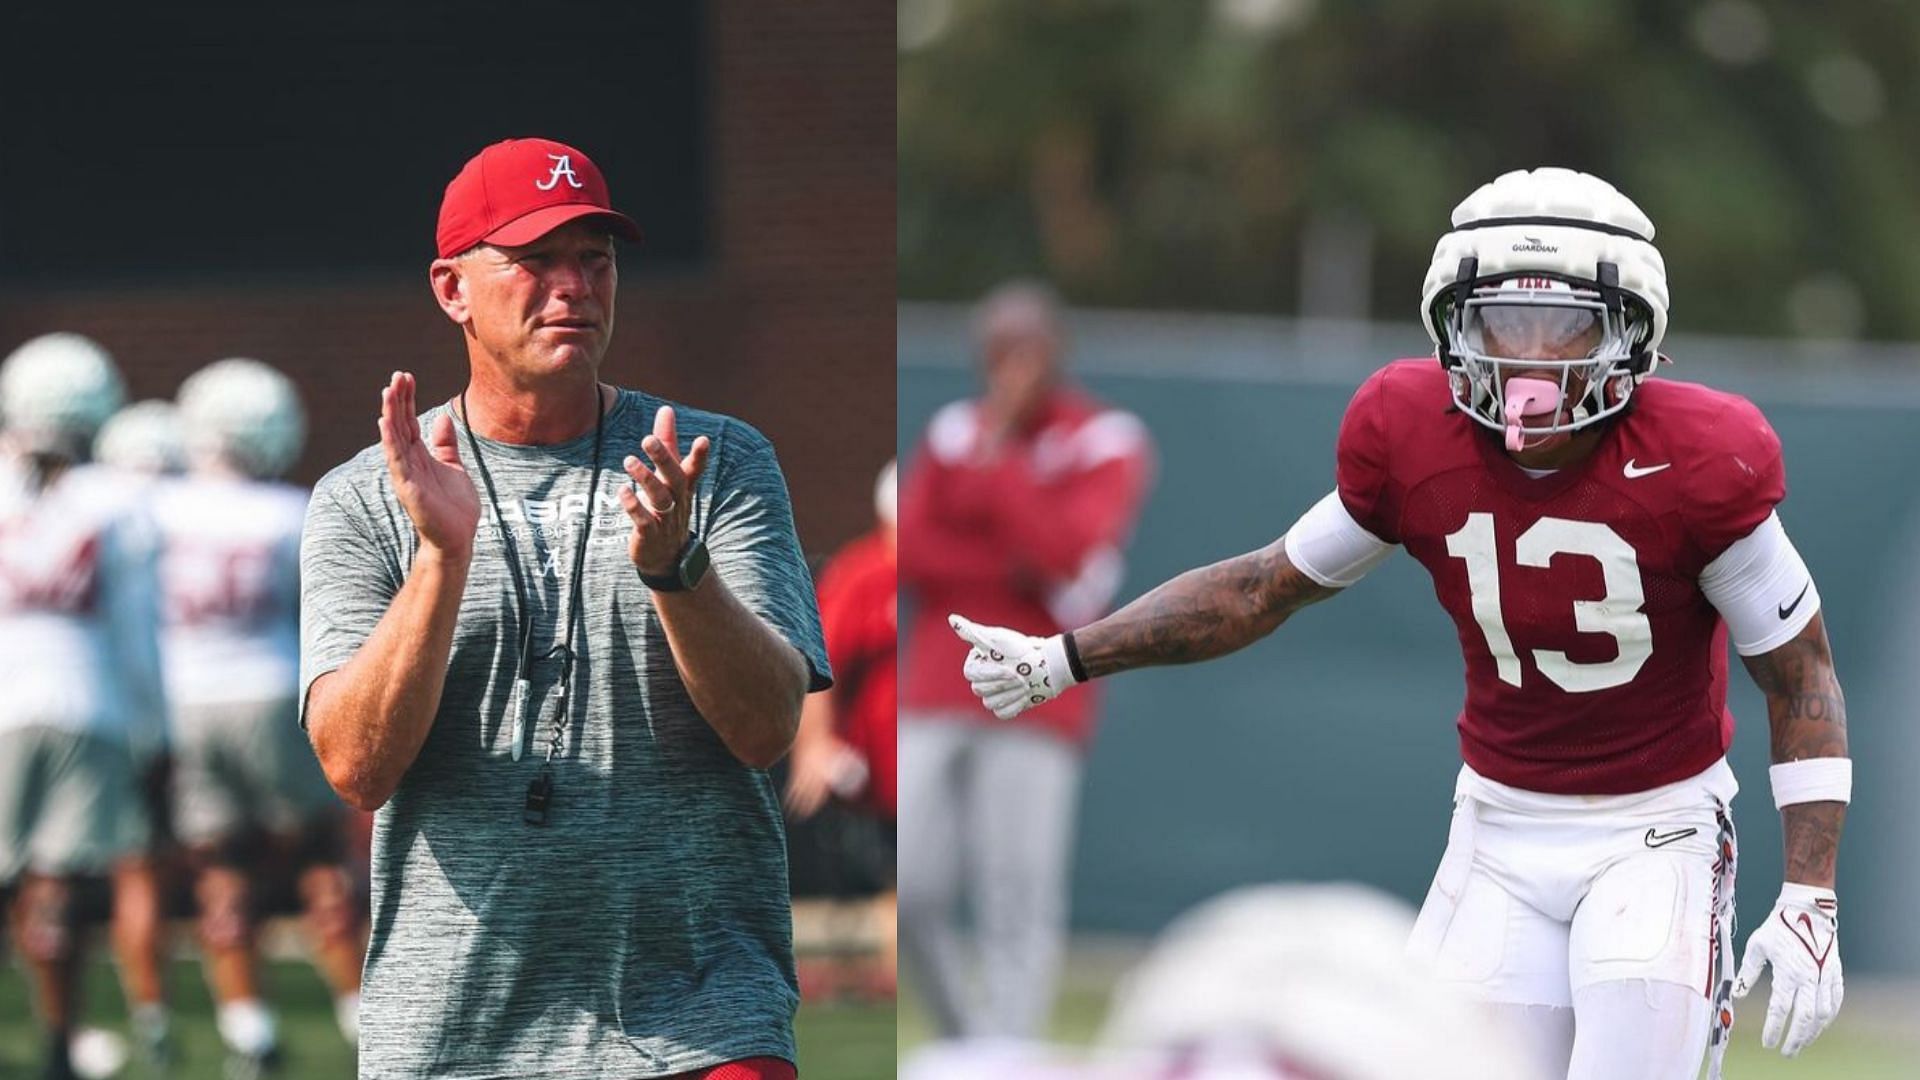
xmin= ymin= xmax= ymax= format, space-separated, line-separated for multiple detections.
xmin=537 ymin=154 xmax=584 ymax=191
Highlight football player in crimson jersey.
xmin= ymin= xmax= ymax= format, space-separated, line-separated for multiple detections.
xmin=950 ymin=168 xmax=1850 ymax=1080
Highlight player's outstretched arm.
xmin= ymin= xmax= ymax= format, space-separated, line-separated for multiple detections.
xmin=1075 ymin=538 xmax=1338 ymax=676
xmin=950 ymin=537 xmax=1340 ymax=720
xmin=1732 ymin=611 xmax=1849 ymax=1057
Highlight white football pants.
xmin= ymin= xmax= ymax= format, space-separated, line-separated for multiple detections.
xmin=1407 ymin=761 xmax=1739 ymax=1080
xmin=897 ymin=716 xmax=1082 ymax=1039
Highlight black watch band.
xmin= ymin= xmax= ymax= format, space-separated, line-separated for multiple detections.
xmin=638 ymin=534 xmax=710 ymax=592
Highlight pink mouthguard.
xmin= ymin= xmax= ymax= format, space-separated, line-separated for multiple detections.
xmin=1502 ymin=377 xmax=1562 ymax=452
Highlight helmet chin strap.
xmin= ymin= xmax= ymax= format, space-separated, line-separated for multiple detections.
xmin=1502 ymin=376 xmax=1563 ymax=452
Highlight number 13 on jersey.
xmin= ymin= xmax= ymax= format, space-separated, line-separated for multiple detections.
xmin=1444 ymin=513 xmax=1653 ymax=693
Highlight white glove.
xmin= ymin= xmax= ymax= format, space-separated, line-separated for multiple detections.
xmin=1733 ymin=883 xmax=1844 ymax=1057
xmin=949 ymin=613 xmax=1080 ymax=720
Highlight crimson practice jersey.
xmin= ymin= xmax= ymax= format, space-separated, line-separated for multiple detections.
xmin=1337 ymin=360 xmax=1785 ymax=794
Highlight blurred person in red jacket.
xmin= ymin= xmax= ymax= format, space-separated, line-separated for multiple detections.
xmin=899 ymin=282 xmax=1155 ymax=1038
xmin=784 ymin=459 xmax=899 ymax=996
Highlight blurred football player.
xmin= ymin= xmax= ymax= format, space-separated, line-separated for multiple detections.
xmin=155 ymin=358 xmax=363 ymax=1074
xmin=95 ymin=400 xmax=187 ymax=478
xmin=952 ymin=168 xmax=1850 ymax=1080
xmin=87 ymin=397 xmax=190 ymax=1072
xmin=901 ymin=282 xmax=1156 ymax=1038
xmin=0 ymin=333 xmax=166 ymax=1080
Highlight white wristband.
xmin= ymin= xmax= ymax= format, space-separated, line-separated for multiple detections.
xmin=1041 ymin=634 xmax=1081 ymax=691
xmin=1777 ymin=882 xmax=1838 ymax=910
xmin=1770 ymin=758 xmax=1852 ymax=808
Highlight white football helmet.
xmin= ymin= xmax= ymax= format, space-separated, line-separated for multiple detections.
xmin=875 ymin=457 xmax=897 ymax=527
xmin=177 ymin=357 xmax=306 ymax=479
xmin=0 ymin=332 xmax=127 ymax=459
xmin=95 ymin=400 xmax=187 ymax=475
xmin=1421 ymin=167 xmax=1670 ymax=446
xmin=1098 ymin=884 xmax=1533 ymax=1080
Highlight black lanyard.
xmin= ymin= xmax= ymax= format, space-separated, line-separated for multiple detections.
xmin=456 ymin=388 xmax=606 ymax=825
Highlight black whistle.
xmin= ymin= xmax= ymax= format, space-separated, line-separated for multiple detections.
xmin=524 ymin=771 xmax=554 ymax=826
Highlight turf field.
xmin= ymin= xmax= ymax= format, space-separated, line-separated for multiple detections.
xmin=0 ymin=958 xmax=896 ymax=1080
xmin=898 ymin=942 xmax=1920 ymax=1079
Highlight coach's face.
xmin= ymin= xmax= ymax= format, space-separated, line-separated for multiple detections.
xmin=979 ymin=326 xmax=1058 ymax=430
xmin=434 ymin=220 xmax=618 ymax=382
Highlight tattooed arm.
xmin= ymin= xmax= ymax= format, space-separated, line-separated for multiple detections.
xmin=1072 ymin=537 xmax=1341 ymax=679
xmin=1739 ymin=612 xmax=1848 ymax=887
xmin=1732 ymin=610 xmax=1849 ymax=1056
xmin=951 ymin=513 xmax=1371 ymax=720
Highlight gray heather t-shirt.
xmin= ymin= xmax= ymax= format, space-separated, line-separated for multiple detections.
xmin=299 ymin=389 xmax=831 ymax=1079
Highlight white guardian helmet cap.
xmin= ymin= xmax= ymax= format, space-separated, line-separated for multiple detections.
xmin=875 ymin=458 xmax=897 ymax=527
xmin=1420 ymin=167 xmax=1669 ymax=448
xmin=0 ymin=332 xmax=127 ymax=459
xmin=1098 ymin=883 xmax=1535 ymax=1080
xmin=177 ymin=357 xmax=306 ymax=479
xmin=95 ymin=400 xmax=187 ymax=475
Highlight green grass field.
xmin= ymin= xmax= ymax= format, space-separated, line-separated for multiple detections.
xmin=1 ymin=959 xmax=895 ymax=1079
xmin=898 ymin=944 xmax=1920 ymax=1079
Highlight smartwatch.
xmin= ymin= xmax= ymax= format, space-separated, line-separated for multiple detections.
xmin=639 ymin=534 xmax=711 ymax=592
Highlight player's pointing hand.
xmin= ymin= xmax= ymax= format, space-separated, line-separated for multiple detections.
xmin=949 ymin=614 xmax=1080 ymax=720
xmin=379 ymin=370 xmax=480 ymax=558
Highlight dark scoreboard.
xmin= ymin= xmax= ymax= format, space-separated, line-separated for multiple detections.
xmin=0 ymin=2 xmax=707 ymax=282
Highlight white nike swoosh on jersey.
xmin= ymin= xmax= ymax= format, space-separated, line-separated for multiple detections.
xmin=1623 ymin=459 xmax=1672 ymax=478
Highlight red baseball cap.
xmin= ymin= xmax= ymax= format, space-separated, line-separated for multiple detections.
xmin=435 ymin=137 xmax=643 ymax=259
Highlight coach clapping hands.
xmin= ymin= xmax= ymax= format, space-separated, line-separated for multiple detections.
xmin=617 ymin=403 xmax=709 ymax=577
xmin=298 ymin=138 xmax=830 ymax=1079
xmin=378 ymin=369 xmax=480 ymax=559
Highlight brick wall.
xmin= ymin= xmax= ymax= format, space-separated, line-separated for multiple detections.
xmin=0 ymin=1 xmax=894 ymax=557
